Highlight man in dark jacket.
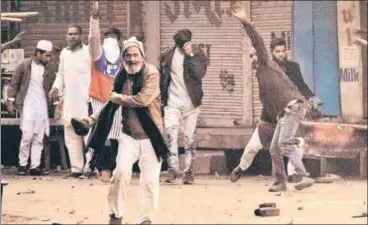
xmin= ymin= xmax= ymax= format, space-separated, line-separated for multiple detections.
xmin=231 ymin=5 xmax=315 ymax=192
xmin=230 ymin=39 xmax=322 ymax=183
xmin=159 ymin=29 xmax=209 ymax=184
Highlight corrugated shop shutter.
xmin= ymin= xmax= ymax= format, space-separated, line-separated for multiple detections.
xmin=160 ymin=1 xmax=246 ymax=128
xmin=18 ymin=0 xmax=128 ymax=57
xmin=250 ymin=1 xmax=293 ymax=123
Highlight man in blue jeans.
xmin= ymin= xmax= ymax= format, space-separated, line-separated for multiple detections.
xmin=232 ymin=5 xmax=315 ymax=192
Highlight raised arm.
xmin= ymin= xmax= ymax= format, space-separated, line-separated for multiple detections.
xmin=89 ymin=1 xmax=102 ymax=61
xmin=1 ymin=31 xmax=26 ymax=52
xmin=231 ymin=5 xmax=268 ymax=65
xmin=184 ymin=49 xmax=209 ymax=79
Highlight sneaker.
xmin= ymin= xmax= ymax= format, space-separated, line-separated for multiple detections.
xmin=287 ymin=174 xmax=302 ymax=183
xmin=29 ymin=167 xmax=49 ymax=176
xmin=294 ymin=176 xmax=315 ymax=191
xmin=17 ymin=166 xmax=27 ymax=175
xmin=63 ymin=172 xmax=83 ymax=179
xmin=230 ymin=166 xmax=243 ymax=183
xmin=109 ymin=213 xmax=122 ymax=225
xmin=182 ymin=171 xmax=195 ymax=185
xmin=164 ymin=168 xmax=178 ymax=183
xmin=140 ymin=220 xmax=152 ymax=224
xmin=268 ymin=181 xmax=287 ymax=192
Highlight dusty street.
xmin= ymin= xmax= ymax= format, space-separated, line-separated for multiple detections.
xmin=1 ymin=172 xmax=367 ymax=224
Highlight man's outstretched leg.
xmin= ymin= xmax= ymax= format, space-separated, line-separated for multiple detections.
xmin=230 ymin=127 xmax=263 ymax=182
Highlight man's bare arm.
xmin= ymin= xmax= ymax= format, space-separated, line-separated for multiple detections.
xmin=1 ymin=31 xmax=26 ymax=52
xmin=231 ymin=5 xmax=268 ymax=65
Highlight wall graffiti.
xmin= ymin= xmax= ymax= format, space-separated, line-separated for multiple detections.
xmin=164 ymin=0 xmax=237 ymax=27
xmin=340 ymin=68 xmax=359 ymax=82
xmin=271 ymin=31 xmax=291 ymax=50
xmin=27 ymin=1 xmax=118 ymax=23
xmin=192 ymin=43 xmax=212 ymax=63
xmin=219 ymin=69 xmax=235 ymax=94
xmin=341 ymin=2 xmax=356 ymax=46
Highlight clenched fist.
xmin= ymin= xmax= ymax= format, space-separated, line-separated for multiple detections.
xmin=92 ymin=1 xmax=99 ymax=18
xmin=109 ymin=92 xmax=122 ymax=104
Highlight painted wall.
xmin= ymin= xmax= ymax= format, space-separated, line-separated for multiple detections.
xmin=293 ymin=1 xmax=341 ymax=116
xmin=337 ymin=1 xmax=365 ymax=119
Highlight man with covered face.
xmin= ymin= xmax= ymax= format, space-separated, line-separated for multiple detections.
xmin=81 ymin=1 xmax=123 ymax=180
xmin=49 ymin=24 xmax=91 ymax=178
xmin=7 ymin=40 xmax=56 ymax=175
xmin=230 ymin=39 xmax=323 ymax=183
xmin=159 ymin=29 xmax=209 ymax=184
xmin=82 ymin=36 xmax=168 ymax=224
xmin=230 ymin=5 xmax=316 ymax=192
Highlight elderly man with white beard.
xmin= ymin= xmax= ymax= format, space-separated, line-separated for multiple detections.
xmin=82 ymin=36 xmax=168 ymax=225
xmin=79 ymin=1 xmax=123 ymax=180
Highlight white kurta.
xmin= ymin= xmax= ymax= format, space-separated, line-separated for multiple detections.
xmin=19 ymin=60 xmax=49 ymax=169
xmin=21 ymin=61 xmax=49 ymax=136
xmin=53 ymin=44 xmax=91 ymax=125
xmin=52 ymin=44 xmax=91 ymax=173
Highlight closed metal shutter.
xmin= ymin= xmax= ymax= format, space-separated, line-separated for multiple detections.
xmin=250 ymin=1 xmax=293 ymax=123
xmin=18 ymin=0 xmax=128 ymax=57
xmin=160 ymin=1 xmax=246 ymax=128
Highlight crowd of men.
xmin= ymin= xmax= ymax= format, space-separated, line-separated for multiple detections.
xmin=4 ymin=3 xmax=325 ymax=224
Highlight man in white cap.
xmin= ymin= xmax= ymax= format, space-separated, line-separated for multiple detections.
xmin=49 ymin=24 xmax=91 ymax=178
xmin=82 ymin=36 xmax=168 ymax=225
xmin=6 ymin=40 xmax=56 ymax=176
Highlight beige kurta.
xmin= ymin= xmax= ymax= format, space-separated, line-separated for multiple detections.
xmin=52 ymin=44 xmax=91 ymax=125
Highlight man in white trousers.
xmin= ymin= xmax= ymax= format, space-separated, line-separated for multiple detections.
xmin=231 ymin=123 xmax=305 ymax=182
xmin=84 ymin=37 xmax=167 ymax=224
xmin=159 ymin=29 xmax=209 ymax=184
xmin=49 ymin=24 xmax=91 ymax=178
xmin=6 ymin=40 xmax=56 ymax=176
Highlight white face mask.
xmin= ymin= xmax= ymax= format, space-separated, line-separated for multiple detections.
xmin=103 ymin=37 xmax=120 ymax=64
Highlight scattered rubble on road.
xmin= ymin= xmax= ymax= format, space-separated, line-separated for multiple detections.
xmin=16 ymin=189 xmax=35 ymax=195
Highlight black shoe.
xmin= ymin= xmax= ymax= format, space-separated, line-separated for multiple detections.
xmin=29 ymin=167 xmax=49 ymax=176
xmin=140 ymin=220 xmax=152 ymax=224
xmin=268 ymin=181 xmax=287 ymax=192
xmin=182 ymin=171 xmax=195 ymax=185
xmin=287 ymin=174 xmax=302 ymax=183
xmin=79 ymin=171 xmax=96 ymax=179
xmin=294 ymin=176 xmax=315 ymax=191
xmin=63 ymin=172 xmax=83 ymax=179
xmin=230 ymin=166 xmax=243 ymax=183
xmin=109 ymin=213 xmax=122 ymax=225
xmin=164 ymin=168 xmax=178 ymax=183
xmin=17 ymin=166 xmax=27 ymax=175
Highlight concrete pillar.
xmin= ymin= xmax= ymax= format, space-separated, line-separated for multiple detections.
xmin=142 ymin=0 xmax=161 ymax=66
xmin=337 ymin=1 xmax=364 ymax=119
xmin=242 ymin=1 xmax=254 ymax=127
